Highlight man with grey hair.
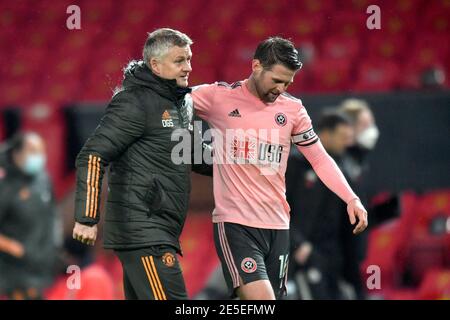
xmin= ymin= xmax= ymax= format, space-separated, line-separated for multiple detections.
xmin=72 ymin=28 xmax=210 ymax=300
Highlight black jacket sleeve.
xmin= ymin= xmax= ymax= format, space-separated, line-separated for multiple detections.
xmin=0 ymin=183 xmax=7 ymax=223
xmin=74 ymin=90 xmax=146 ymax=226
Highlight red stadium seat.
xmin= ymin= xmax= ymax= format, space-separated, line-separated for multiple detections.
xmin=403 ymin=191 xmax=450 ymax=284
xmin=0 ymin=81 xmax=35 ymax=107
xmin=245 ymin=0 xmax=289 ymax=15
xmin=423 ymin=4 xmax=450 ymax=34
xmin=362 ymin=192 xmax=422 ymax=297
xmin=366 ymin=34 xmax=407 ymax=61
xmin=45 ymin=263 xmax=115 ymax=300
xmin=239 ymin=15 xmax=281 ymax=42
xmin=383 ymin=288 xmax=418 ymax=300
xmin=399 ymin=62 xmax=446 ymax=90
xmin=190 ymin=1 xmax=242 ymax=83
xmin=4 ymin=47 xmax=47 ymax=83
xmin=21 ymin=25 xmax=60 ymax=50
xmin=390 ymin=0 xmax=421 ymax=16
xmin=56 ymin=31 xmax=96 ymax=54
xmin=31 ymin=0 xmax=76 ymax=25
xmin=284 ymin=13 xmax=325 ymax=47
xmin=95 ymin=252 xmax=125 ymax=299
xmin=320 ymin=35 xmax=360 ymax=61
xmin=197 ymin=0 xmax=243 ymax=29
xmin=80 ymin=0 xmax=116 ymax=26
xmin=3 ymin=0 xmax=440 ymax=101
xmin=294 ymin=0 xmax=335 ymax=15
xmin=0 ymin=0 xmax=30 ymax=30
xmin=361 ymin=218 xmax=404 ymax=296
xmin=156 ymin=0 xmax=204 ymax=35
xmin=35 ymin=79 xmax=82 ymax=105
xmin=179 ymin=212 xmax=220 ymax=298
xmin=285 ymin=72 xmax=311 ymax=95
xmin=367 ymin=190 xmax=450 ymax=292
xmin=49 ymin=56 xmax=86 ymax=80
xmin=223 ymin=39 xmax=260 ymax=82
xmin=325 ymin=11 xmax=366 ymax=38
xmin=78 ymin=46 xmax=133 ymax=102
xmin=190 ymin=50 xmax=219 ymax=85
xmin=353 ymin=59 xmax=400 ymax=92
xmin=382 ymin=10 xmax=417 ymax=36
xmin=399 ymin=33 xmax=449 ymax=89
xmin=412 ymin=33 xmax=449 ymax=65
xmin=417 ymin=268 xmax=450 ymax=300
xmin=307 ymin=59 xmax=352 ymax=93
xmin=336 ymin=0 xmax=375 ymax=10
xmin=0 ymin=29 xmax=15 ymax=57
xmin=117 ymin=0 xmax=160 ymax=27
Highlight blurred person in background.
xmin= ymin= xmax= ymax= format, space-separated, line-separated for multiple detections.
xmin=339 ymin=99 xmax=380 ymax=299
xmin=45 ymin=237 xmax=115 ymax=300
xmin=338 ymin=98 xmax=379 ymax=188
xmin=0 ymin=132 xmax=60 ymax=300
xmin=286 ymin=111 xmax=355 ymax=299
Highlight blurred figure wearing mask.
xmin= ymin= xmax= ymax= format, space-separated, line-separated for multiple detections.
xmin=338 ymin=99 xmax=379 ymax=186
xmin=286 ymin=111 xmax=354 ymax=299
xmin=339 ymin=99 xmax=379 ymax=299
xmin=0 ymin=133 xmax=59 ymax=300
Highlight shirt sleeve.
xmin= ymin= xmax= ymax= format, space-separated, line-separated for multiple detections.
xmin=190 ymin=83 xmax=218 ymax=122
xmin=291 ymin=104 xmax=319 ymax=147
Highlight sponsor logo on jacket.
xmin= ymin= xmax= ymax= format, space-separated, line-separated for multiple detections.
xmin=162 ymin=110 xmax=174 ymax=128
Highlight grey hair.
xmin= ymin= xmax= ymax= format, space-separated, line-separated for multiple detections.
xmin=142 ymin=28 xmax=193 ymax=65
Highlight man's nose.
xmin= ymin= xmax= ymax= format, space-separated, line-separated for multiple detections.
xmin=276 ymin=84 xmax=287 ymax=93
xmin=183 ymin=62 xmax=192 ymax=73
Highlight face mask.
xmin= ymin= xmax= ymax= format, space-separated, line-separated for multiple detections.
xmin=22 ymin=154 xmax=46 ymax=176
xmin=356 ymin=126 xmax=379 ymax=150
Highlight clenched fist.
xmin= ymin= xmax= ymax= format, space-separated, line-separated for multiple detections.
xmin=347 ymin=198 xmax=368 ymax=235
xmin=72 ymin=222 xmax=98 ymax=246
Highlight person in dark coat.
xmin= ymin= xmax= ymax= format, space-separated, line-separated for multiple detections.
xmin=286 ymin=111 xmax=354 ymax=299
xmin=0 ymin=132 xmax=59 ymax=299
xmin=72 ymin=28 xmax=211 ymax=300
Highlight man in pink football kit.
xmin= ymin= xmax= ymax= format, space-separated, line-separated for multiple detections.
xmin=190 ymin=37 xmax=368 ymax=300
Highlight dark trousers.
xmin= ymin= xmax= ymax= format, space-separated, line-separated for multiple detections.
xmin=115 ymin=245 xmax=187 ymax=300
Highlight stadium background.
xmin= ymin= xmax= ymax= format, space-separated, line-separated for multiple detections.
xmin=0 ymin=0 xmax=449 ymax=299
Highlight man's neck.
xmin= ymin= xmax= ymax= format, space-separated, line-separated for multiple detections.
xmin=246 ymin=76 xmax=262 ymax=101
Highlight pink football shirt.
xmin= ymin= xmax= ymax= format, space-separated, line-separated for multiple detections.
xmin=191 ymin=80 xmax=355 ymax=229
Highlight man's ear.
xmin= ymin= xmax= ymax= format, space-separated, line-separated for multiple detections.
xmin=149 ymin=58 xmax=160 ymax=75
xmin=251 ymin=59 xmax=263 ymax=73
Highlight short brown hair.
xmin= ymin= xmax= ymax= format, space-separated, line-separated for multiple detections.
xmin=254 ymin=37 xmax=302 ymax=71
